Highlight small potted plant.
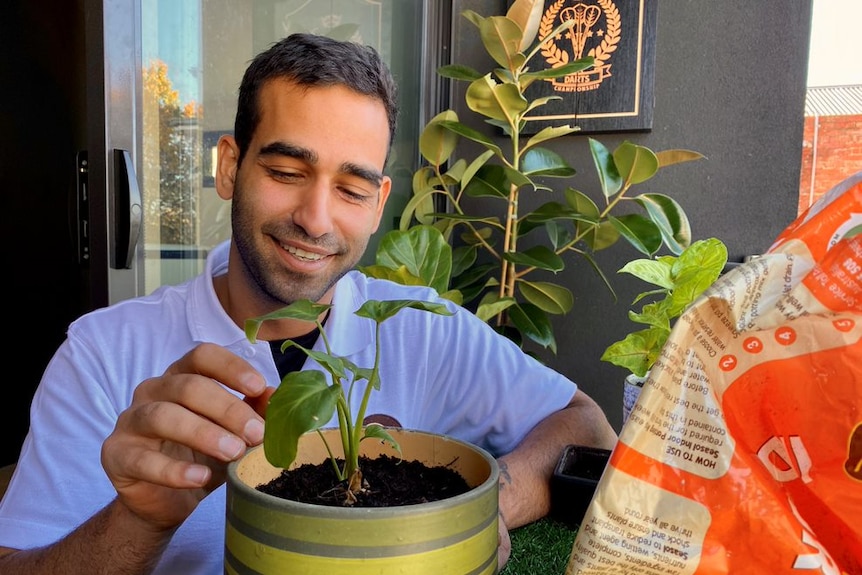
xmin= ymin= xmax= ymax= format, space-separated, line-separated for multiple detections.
xmin=600 ymin=237 xmax=729 ymax=422
xmin=225 ymin=299 xmax=502 ymax=574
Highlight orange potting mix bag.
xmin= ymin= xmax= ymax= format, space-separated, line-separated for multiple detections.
xmin=566 ymin=172 xmax=862 ymax=575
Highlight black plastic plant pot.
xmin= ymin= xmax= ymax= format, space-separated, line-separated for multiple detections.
xmin=549 ymin=444 xmax=612 ymax=528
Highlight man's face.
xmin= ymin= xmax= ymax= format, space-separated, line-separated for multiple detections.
xmin=218 ymin=79 xmax=392 ymax=306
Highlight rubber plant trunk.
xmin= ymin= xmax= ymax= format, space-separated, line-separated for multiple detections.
xmin=225 ymin=427 xmax=500 ymax=574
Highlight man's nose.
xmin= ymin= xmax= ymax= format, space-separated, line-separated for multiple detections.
xmin=292 ymin=183 xmax=335 ymax=239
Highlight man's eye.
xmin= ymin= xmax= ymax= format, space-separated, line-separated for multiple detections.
xmin=267 ymin=168 xmax=301 ymax=182
xmin=340 ymin=187 xmax=373 ymax=203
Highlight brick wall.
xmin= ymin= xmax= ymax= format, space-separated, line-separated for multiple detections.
xmin=798 ymin=114 xmax=862 ymax=214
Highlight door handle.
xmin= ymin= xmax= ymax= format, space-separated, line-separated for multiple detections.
xmin=111 ymin=149 xmax=142 ymax=269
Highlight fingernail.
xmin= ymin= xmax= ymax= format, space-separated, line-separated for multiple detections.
xmin=244 ymin=418 xmax=265 ymax=444
xmin=219 ymin=434 xmax=246 ymax=459
xmin=184 ymin=465 xmax=210 ymax=485
xmin=241 ymin=372 xmax=266 ymax=394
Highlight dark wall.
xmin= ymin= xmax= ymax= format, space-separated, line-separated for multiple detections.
xmin=0 ymin=0 xmax=87 ymax=465
xmin=451 ymin=0 xmax=812 ymax=429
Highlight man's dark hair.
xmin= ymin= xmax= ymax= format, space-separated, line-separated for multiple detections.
xmin=233 ymin=33 xmax=398 ymax=166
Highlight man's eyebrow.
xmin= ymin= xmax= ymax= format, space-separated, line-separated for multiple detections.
xmin=259 ymin=141 xmax=317 ymax=163
xmin=341 ymin=162 xmax=383 ymax=187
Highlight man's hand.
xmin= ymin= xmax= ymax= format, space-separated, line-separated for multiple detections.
xmin=100 ymin=343 xmax=270 ymax=531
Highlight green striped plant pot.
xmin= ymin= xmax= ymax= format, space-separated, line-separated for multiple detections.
xmin=225 ymin=428 xmax=500 ymax=575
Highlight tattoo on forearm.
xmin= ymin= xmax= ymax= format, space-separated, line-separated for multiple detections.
xmin=498 ymin=460 xmax=512 ymax=491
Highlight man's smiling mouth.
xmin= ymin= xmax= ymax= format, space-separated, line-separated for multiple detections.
xmin=282 ymin=243 xmax=324 ymax=262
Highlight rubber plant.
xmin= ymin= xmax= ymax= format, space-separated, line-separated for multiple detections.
xmin=361 ymin=0 xmax=704 ymax=356
xmin=244 ymin=298 xmax=452 ymax=503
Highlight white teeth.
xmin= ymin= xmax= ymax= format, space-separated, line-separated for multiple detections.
xmin=284 ymin=244 xmax=323 ymax=261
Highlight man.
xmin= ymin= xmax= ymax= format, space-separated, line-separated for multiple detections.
xmin=0 ymin=33 xmax=616 ymax=574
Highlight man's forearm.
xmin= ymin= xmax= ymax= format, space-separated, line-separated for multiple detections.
xmin=497 ymin=392 xmax=617 ymax=529
xmin=0 ymin=498 xmax=173 ymax=575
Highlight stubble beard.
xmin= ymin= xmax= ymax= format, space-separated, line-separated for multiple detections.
xmin=230 ymin=187 xmax=368 ymax=306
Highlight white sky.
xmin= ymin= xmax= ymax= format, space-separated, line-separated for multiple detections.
xmin=807 ymin=0 xmax=862 ymax=86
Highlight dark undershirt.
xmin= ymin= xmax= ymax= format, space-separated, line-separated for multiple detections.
xmin=268 ymin=327 xmax=321 ymax=380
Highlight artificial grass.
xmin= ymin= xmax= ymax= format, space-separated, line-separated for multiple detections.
xmin=502 ymin=517 xmax=578 ymax=575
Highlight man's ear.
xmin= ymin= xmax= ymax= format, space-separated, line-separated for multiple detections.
xmin=371 ymin=176 xmax=392 ymax=233
xmin=216 ymin=135 xmax=240 ymax=200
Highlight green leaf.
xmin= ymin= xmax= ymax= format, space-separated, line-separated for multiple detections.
xmin=618 ymin=258 xmax=674 ymax=290
xmin=357 ymin=264 xmax=426 ymax=286
xmin=600 ymin=328 xmax=668 ymax=377
xmin=436 ymin=120 xmax=502 ymax=157
xmin=588 ymin=138 xmax=622 ymax=197
xmin=520 ymin=58 xmax=595 ymax=81
xmin=437 ymin=64 xmax=482 ymax=82
xmin=507 ymin=0 xmax=544 ymax=51
xmin=263 ymin=370 xmax=340 ymax=469
xmin=655 ymin=149 xmax=705 ymax=168
xmin=419 ymin=110 xmax=459 ymax=165
xmin=609 ymin=214 xmax=663 ymax=256
xmin=245 ymin=300 xmax=331 ymax=342
xmin=361 ymin=424 xmax=401 ymax=458
xmin=466 ymin=75 xmax=528 ymax=123
xmin=503 ymin=245 xmax=564 ymax=272
xmin=508 ymin=302 xmax=556 ymax=353
xmin=613 ymin=142 xmax=659 ymax=186
xmin=372 ymin=226 xmax=453 ymax=294
xmin=463 ymin=164 xmax=511 ymax=199
xmin=634 ymin=193 xmax=692 ymax=255
xmin=475 ymin=293 xmax=517 ymax=322
xmin=478 ymin=16 xmax=526 ymax=70
xmin=521 ymin=148 xmax=576 ymax=177
xmin=451 ymin=244 xmax=478 ymax=278
xmin=518 ymin=280 xmax=574 ymax=314
xmin=354 ymin=299 xmax=453 ymax=324
xmin=524 ymin=125 xmax=581 ymax=150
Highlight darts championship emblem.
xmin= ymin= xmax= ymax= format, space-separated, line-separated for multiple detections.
xmin=539 ymin=0 xmax=621 ymax=92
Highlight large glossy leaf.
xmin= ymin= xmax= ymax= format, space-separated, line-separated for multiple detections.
xmin=508 ymin=302 xmax=556 ymax=352
xmin=634 ymin=193 xmax=692 ymax=255
xmin=419 ymin=110 xmax=459 ymax=165
xmin=463 ymin=164 xmax=511 ymax=199
xmin=613 ymin=142 xmax=659 ymax=186
xmin=466 ymin=75 xmax=528 ymax=123
xmin=521 ymin=147 xmax=576 ymax=177
xmin=507 ymin=0 xmax=544 ymax=51
xmin=263 ymin=370 xmax=340 ymax=468
xmin=451 ymin=244 xmax=478 ymax=278
xmin=588 ymin=138 xmax=622 ymax=197
xmin=518 ymin=280 xmax=574 ymax=314
xmin=503 ymin=245 xmax=564 ymax=272
xmin=478 ymin=16 xmax=526 ymax=70
xmin=609 ymin=214 xmax=663 ymax=256
xmin=372 ymin=226 xmax=453 ymax=294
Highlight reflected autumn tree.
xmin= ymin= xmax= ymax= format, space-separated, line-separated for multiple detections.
xmin=143 ymin=60 xmax=202 ymax=246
